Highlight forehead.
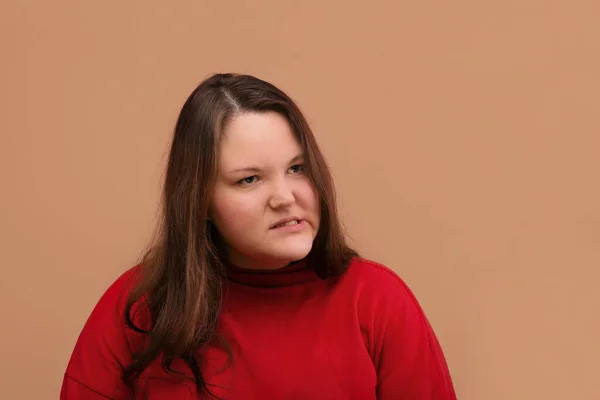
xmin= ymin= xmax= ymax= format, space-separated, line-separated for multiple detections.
xmin=218 ymin=112 xmax=302 ymax=168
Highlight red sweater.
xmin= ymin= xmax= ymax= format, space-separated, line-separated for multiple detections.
xmin=61 ymin=257 xmax=456 ymax=399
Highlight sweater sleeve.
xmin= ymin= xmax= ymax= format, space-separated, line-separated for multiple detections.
xmin=61 ymin=268 xmax=142 ymax=400
xmin=359 ymin=262 xmax=457 ymax=400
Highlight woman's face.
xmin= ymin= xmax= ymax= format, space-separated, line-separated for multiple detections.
xmin=209 ymin=111 xmax=320 ymax=270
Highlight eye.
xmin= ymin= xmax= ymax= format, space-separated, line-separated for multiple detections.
xmin=289 ymin=164 xmax=304 ymax=174
xmin=238 ymin=175 xmax=259 ymax=186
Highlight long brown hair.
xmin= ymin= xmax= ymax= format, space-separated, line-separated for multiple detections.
xmin=122 ymin=73 xmax=357 ymax=397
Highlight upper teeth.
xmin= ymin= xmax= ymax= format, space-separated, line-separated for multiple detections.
xmin=276 ymin=220 xmax=298 ymax=228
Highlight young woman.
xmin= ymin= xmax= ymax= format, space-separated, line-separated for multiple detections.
xmin=61 ymin=73 xmax=457 ymax=399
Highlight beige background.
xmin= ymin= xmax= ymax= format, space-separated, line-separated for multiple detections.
xmin=2 ymin=1 xmax=599 ymax=399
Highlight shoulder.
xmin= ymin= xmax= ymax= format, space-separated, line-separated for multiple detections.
xmin=341 ymin=262 xmax=457 ymax=398
xmin=342 ymin=257 xmax=417 ymax=300
xmin=344 ymin=257 xmax=403 ymax=282
xmin=340 ymin=257 xmax=429 ymax=324
xmin=106 ymin=265 xmax=143 ymax=299
xmin=66 ymin=264 xmax=148 ymax=363
xmin=63 ymin=265 xmax=147 ymax=395
xmin=87 ymin=265 xmax=144 ymax=322
xmin=63 ymin=266 xmax=147 ymax=398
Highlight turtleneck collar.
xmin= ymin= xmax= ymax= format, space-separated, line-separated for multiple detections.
xmin=223 ymin=257 xmax=318 ymax=288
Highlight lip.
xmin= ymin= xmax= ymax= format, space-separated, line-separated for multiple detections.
xmin=270 ymin=219 xmax=307 ymax=233
xmin=270 ymin=217 xmax=303 ymax=229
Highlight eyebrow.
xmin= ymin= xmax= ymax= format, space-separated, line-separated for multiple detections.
xmin=228 ymin=154 xmax=304 ymax=174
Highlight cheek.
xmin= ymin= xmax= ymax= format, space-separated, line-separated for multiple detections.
xmin=298 ymin=182 xmax=320 ymax=214
xmin=211 ymin=191 xmax=257 ymax=232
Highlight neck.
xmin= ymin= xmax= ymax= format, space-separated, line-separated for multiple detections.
xmin=225 ymin=252 xmax=297 ymax=271
xmin=223 ymin=257 xmax=317 ymax=287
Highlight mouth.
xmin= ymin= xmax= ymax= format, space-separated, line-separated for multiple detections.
xmin=270 ymin=218 xmax=303 ymax=229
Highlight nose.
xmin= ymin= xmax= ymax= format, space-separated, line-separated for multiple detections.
xmin=268 ymin=178 xmax=295 ymax=209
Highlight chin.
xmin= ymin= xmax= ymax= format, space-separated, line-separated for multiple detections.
xmin=268 ymin=240 xmax=314 ymax=264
